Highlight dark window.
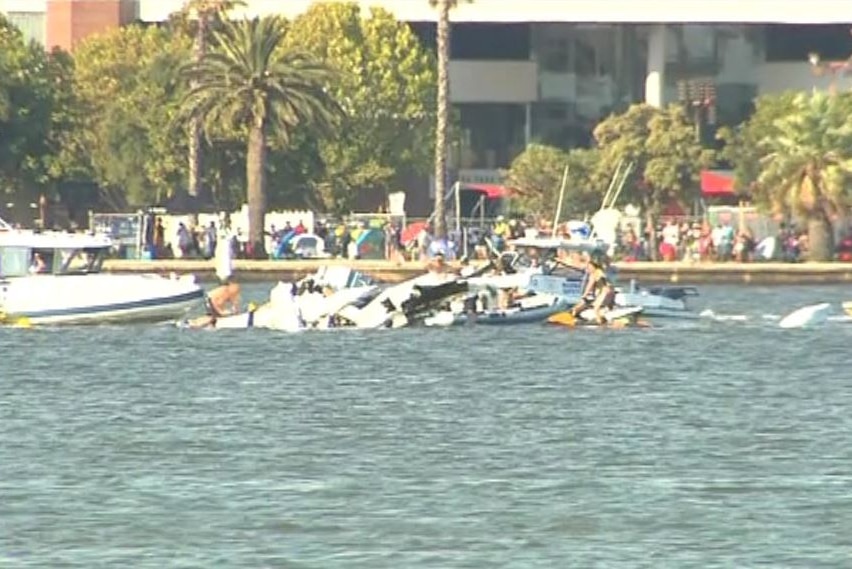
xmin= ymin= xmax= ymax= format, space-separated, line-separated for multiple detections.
xmin=409 ymin=22 xmax=531 ymax=60
xmin=766 ymin=24 xmax=852 ymax=62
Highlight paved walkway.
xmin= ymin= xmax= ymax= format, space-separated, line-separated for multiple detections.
xmin=102 ymin=258 xmax=852 ymax=285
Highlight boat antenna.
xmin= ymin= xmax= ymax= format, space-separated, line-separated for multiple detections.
xmin=609 ymin=161 xmax=634 ymax=209
xmin=600 ymin=159 xmax=624 ymax=211
xmin=551 ymin=164 xmax=569 ymax=236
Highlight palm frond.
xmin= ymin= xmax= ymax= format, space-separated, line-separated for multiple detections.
xmin=176 ymin=15 xmax=341 ymax=142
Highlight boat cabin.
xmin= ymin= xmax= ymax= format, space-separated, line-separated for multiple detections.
xmin=0 ymin=231 xmax=112 ymax=278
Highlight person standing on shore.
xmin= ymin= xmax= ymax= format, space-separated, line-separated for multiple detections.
xmin=215 ymin=222 xmax=234 ymax=284
xmin=204 ymin=221 xmax=217 ymax=260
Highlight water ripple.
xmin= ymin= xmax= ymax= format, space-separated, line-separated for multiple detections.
xmin=1 ymin=284 xmax=851 ymax=568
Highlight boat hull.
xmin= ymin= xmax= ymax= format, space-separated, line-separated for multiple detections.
xmin=1 ymin=274 xmax=204 ymax=325
xmin=525 ymin=274 xmax=697 ymax=319
xmin=424 ymin=297 xmax=568 ymax=327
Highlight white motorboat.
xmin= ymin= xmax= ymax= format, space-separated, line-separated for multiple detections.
xmin=0 ymin=226 xmax=203 ymax=325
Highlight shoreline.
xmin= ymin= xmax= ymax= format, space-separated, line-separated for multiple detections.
xmin=102 ymin=259 xmax=852 ymax=285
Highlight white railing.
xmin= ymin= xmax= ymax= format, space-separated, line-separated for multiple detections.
xmin=0 ymin=217 xmax=12 ymax=231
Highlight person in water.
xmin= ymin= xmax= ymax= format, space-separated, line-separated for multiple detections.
xmin=186 ymin=281 xmax=243 ymax=329
xmin=571 ymin=253 xmax=615 ymax=324
xmin=205 ymin=281 xmax=241 ymax=317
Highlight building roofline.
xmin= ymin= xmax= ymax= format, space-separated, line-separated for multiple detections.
xmin=134 ymin=0 xmax=852 ymax=25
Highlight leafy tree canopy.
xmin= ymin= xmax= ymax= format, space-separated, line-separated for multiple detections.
xmin=504 ymin=144 xmax=604 ymax=219
xmin=0 ymin=15 xmax=75 ymax=211
xmin=283 ymin=2 xmax=437 ymax=212
xmin=63 ymin=24 xmax=192 ymax=208
xmin=594 ymin=104 xmax=715 ymax=214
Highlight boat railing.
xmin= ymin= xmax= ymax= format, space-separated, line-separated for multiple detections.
xmin=0 ymin=217 xmax=12 ymax=231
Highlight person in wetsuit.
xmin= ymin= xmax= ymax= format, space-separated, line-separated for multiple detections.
xmin=571 ymin=253 xmax=615 ymax=324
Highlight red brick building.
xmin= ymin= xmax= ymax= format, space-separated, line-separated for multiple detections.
xmin=47 ymin=0 xmax=139 ymax=51
xmin=1 ymin=0 xmax=139 ymax=51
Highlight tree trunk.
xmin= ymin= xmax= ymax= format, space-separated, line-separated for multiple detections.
xmin=433 ymin=0 xmax=451 ymax=240
xmin=246 ymin=120 xmax=267 ymax=258
xmin=188 ymin=12 xmax=207 ymax=200
xmin=807 ymin=213 xmax=834 ymax=262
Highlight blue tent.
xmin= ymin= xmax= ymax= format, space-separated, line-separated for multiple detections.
xmin=355 ymin=229 xmax=384 ymax=260
xmin=273 ymin=230 xmax=297 ymax=259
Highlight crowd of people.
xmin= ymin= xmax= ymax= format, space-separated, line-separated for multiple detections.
xmin=143 ymin=212 xmax=852 ymax=265
xmin=618 ymin=220 xmax=814 ymax=263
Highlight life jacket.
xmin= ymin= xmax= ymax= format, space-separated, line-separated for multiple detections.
xmin=591 ymin=267 xmax=610 ymax=293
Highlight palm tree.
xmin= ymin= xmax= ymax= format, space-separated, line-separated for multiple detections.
xmin=756 ymin=92 xmax=852 ymax=261
xmin=428 ymin=0 xmax=471 ymax=240
xmin=182 ymin=0 xmax=245 ymax=199
xmin=180 ymin=16 xmax=342 ymax=257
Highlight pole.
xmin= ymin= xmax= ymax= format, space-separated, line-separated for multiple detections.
xmin=601 ymin=159 xmax=624 ymax=210
xmin=454 ymin=181 xmax=461 ymax=235
xmin=552 ymin=164 xmax=570 ymax=236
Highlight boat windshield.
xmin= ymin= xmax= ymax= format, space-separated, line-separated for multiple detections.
xmin=0 ymin=246 xmax=30 ymax=278
xmin=56 ymin=248 xmax=105 ymax=274
xmin=0 ymin=246 xmax=106 ymax=277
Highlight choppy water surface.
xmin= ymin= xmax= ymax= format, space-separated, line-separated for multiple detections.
xmin=2 ymin=284 xmax=851 ymax=568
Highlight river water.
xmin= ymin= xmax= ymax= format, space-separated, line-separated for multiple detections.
xmin=1 ymin=284 xmax=851 ymax=568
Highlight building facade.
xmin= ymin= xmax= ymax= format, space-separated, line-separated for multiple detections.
xmin=3 ymin=0 xmax=851 ymax=177
xmin=146 ymin=0 xmax=852 ymax=173
xmin=0 ymin=0 xmax=138 ymax=51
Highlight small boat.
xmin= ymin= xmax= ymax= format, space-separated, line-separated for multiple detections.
xmin=0 ymin=224 xmax=203 ymax=325
xmin=424 ymin=295 xmax=567 ymax=327
xmin=507 ymin=236 xmax=699 ymax=319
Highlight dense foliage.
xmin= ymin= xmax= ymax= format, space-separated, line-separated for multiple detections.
xmin=504 ymin=144 xmax=603 ymax=219
xmin=720 ymin=92 xmax=852 ymax=260
xmin=4 ymin=3 xmax=852 ymax=262
xmin=0 ymin=4 xmax=436 ymax=225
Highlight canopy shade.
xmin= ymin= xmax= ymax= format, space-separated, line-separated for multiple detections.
xmin=461 ymin=183 xmax=511 ymax=200
xmin=701 ymin=170 xmax=736 ymax=196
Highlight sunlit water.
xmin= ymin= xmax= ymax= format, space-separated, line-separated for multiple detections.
xmin=1 ymin=284 xmax=851 ymax=568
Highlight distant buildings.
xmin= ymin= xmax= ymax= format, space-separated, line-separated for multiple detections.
xmin=1 ymin=0 xmax=139 ymax=51
xmin=3 ymin=0 xmax=852 ymax=181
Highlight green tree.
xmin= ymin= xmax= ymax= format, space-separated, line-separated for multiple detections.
xmin=429 ymin=0 xmax=472 ymax=239
xmin=0 ymin=16 xmax=75 ymax=219
xmin=717 ymin=92 xmax=798 ymax=193
xmin=752 ymin=92 xmax=852 ymax=261
xmin=505 ymin=144 xmax=603 ymax=219
xmin=594 ymin=104 xmax=714 ymax=258
xmin=181 ymin=0 xmax=246 ymax=198
xmin=64 ymin=25 xmax=192 ymax=209
xmin=180 ymin=16 xmax=342 ymax=257
xmin=283 ymin=2 xmax=436 ymax=213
